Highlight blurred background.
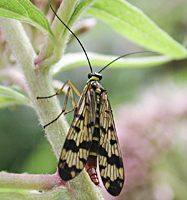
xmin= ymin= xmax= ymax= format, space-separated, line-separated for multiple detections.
xmin=0 ymin=0 xmax=187 ymax=199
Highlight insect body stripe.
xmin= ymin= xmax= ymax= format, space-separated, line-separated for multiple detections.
xmin=95 ymin=88 xmax=101 ymax=94
xmin=92 ymin=137 xmax=99 ymax=142
xmin=89 ymin=152 xmax=97 ymax=157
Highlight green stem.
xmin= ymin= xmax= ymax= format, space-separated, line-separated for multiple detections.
xmin=0 ymin=172 xmax=63 ymax=191
xmin=0 ymin=1 xmax=104 ymax=199
xmin=0 ymin=18 xmax=69 ymax=159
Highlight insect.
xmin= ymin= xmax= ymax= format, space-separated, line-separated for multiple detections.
xmin=37 ymin=6 xmax=149 ymax=196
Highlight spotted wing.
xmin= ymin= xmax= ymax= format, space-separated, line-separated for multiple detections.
xmin=99 ymin=91 xmax=124 ymax=196
xmin=58 ymin=85 xmax=96 ymax=181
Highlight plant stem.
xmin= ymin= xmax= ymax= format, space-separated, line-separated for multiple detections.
xmin=0 ymin=2 xmax=104 ymax=198
xmin=0 ymin=18 xmax=68 ymax=160
xmin=0 ymin=172 xmax=63 ymax=191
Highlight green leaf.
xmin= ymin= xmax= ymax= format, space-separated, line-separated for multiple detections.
xmin=86 ymin=0 xmax=187 ymax=59
xmin=0 ymin=0 xmax=54 ymax=39
xmin=0 ymin=86 xmax=31 ymax=108
xmin=52 ymin=52 xmax=173 ymax=76
xmin=68 ymin=0 xmax=96 ymax=28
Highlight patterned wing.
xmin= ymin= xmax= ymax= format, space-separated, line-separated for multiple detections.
xmin=58 ymin=84 xmax=96 ymax=181
xmin=99 ymin=91 xmax=124 ymax=196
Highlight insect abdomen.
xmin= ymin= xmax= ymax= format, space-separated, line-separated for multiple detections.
xmin=85 ymin=164 xmax=99 ymax=185
xmin=84 ymin=82 xmax=102 ymax=185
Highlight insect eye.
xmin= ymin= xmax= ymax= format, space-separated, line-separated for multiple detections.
xmin=88 ymin=73 xmax=92 ymax=79
xmin=95 ymin=73 xmax=102 ymax=80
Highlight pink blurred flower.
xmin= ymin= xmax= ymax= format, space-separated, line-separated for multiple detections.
xmin=101 ymin=83 xmax=187 ymax=200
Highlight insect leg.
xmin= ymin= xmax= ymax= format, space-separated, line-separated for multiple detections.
xmin=43 ymin=83 xmax=80 ymax=128
xmin=37 ymin=80 xmax=81 ymax=99
xmin=37 ymin=80 xmax=81 ymax=128
xmin=63 ymin=84 xmax=77 ymax=116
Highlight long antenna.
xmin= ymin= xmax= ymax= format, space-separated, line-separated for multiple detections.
xmin=98 ymin=51 xmax=151 ymax=73
xmin=50 ymin=5 xmax=93 ymax=73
